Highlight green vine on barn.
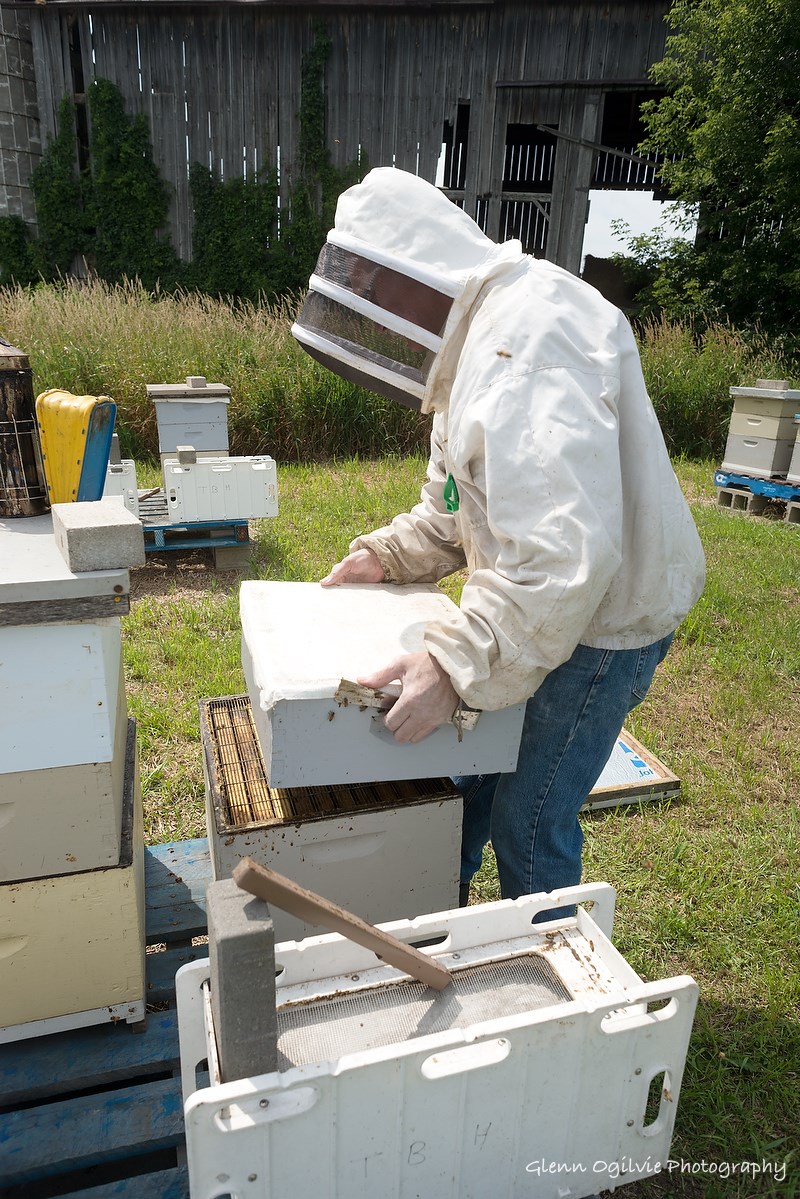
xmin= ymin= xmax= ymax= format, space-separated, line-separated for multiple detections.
xmin=0 ymin=31 xmax=365 ymax=301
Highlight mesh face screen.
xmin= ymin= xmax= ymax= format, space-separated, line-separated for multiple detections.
xmin=315 ymin=242 xmax=453 ymax=336
xmin=297 ymin=291 xmax=433 ymax=377
xmin=296 ymin=340 xmax=424 ymax=410
xmin=276 ymin=954 xmax=573 ymax=1068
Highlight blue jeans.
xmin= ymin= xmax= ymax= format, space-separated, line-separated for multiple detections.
xmin=454 ymin=635 xmax=674 ymax=916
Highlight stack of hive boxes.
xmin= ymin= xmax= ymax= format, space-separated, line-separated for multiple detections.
xmin=147 ymin=374 xmax=231 ymax=469
xmin=201 ymin=580 xmax=527 ymax=944
xmin=0 ymin=503 xmax=147 ymax=1041
xmin=144 ymin=375 xmax=279 ymax=527
xmin=722 ymin=380 xmax=800 ymax=481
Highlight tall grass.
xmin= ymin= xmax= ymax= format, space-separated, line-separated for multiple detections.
xmin=0 ymin=279 xmax=795 ymax=462
xmin=0 ymin=279 xmax=428 ymax=461
xmin=637 ymin=318 xmax=796 ymax=460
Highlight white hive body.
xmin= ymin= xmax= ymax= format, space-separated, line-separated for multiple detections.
xmin=177 ymin=886 xmax=698 ymax=1199
xmin=239 ymin=581 xmax=525 ymax=787
xmin=200 ymin=695 xmax=461 ymax=941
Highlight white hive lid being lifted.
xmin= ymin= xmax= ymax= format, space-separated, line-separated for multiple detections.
xmin=240 ymin=581 xmax=457 ymax=705
xmin=239 ymin=580 xmax=526 ymax=787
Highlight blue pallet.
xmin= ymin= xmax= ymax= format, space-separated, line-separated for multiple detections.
xmin=714 ymin=469 xmax=800 ymax=502
xmin=143 ymin=519 xmax=249 ymax=553
xmin=0 ymin=839 xmax=213 ymax=1199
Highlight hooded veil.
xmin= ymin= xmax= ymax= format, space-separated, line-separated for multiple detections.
xmin=292 ymin=168 xmax=524 ymax=413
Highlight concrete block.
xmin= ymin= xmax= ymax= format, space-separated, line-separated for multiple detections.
xmin=213 ymin=543 xmax=251 ymax=571
xmin=52 ymin=499 xmax=146 ymax=572
xmin=206 ymin=877 xmax=277 ymax=1083
xmin=716 ymin=486 xmax=768 ymax=516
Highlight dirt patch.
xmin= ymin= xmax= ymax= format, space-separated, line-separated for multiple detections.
xmin=130 ymin=551 xmax=244 ymax=601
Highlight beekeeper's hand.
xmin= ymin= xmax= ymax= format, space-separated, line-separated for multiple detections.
xmin=320 ymin=548 xmax=385 ymax=587
xmin=359 ymin=652 xmax=459 ymax=744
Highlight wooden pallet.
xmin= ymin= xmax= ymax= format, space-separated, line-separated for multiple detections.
xmin=714 ymin=468 xmax=800 ymax=523
xmin=0 ymin=840 xmax=213 ymax=1199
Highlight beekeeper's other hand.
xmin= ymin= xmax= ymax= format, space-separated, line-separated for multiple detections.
xmin=359 ymin=652 xmax=459 ymax=744
xmin=320 ymin=548 xmax=385 ymax=587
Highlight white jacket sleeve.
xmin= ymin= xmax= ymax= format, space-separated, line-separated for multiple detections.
xmin=422 ymin=363 xmax=625 ymax=710
xmin=350 ymin=414 xmax=467 ymax=583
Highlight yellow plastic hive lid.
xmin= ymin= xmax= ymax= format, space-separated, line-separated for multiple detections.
xmin=35 ymin=389 xmax=115 ymax=503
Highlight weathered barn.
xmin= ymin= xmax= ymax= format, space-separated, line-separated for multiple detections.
xmin=0 ymin=0 xmax=670 ymax=272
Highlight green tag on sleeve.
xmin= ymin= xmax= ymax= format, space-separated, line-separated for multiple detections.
xmin=443 ymin=473 xmax=460 ymax=513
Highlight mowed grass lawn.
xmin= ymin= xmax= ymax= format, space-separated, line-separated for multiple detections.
xmin=124 ymin=456 xmax=799 ymax=1199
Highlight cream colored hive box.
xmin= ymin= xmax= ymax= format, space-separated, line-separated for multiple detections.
xmin=0 ymin=685 xmax=128 ymax=882
xmin=240 ymin=581 xmax=526 ymax=788
xmin=0 ymin=722 xmax=146 ymax=1042
xmin=200 ymin=695 xmax=460 ymax=942
xmin=0 ymin=617 xmax=123 ymax=775
xmin=178 ymin=885 xmax=698 ymax=1199
xmin=729 ymin=410 xmax=799 ymax=441
xmin=730 ymin=383 xmax=800 ymax=421
xmin=163 ymin=456 xmax=278 ymax=524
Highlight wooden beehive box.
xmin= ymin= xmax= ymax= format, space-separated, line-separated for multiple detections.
xmin=239 ymin=581 xmax=526 ymax=788
xmin=201 ymin=695 xmax=461 ymax=941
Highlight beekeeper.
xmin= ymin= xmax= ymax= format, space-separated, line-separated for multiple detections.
xmin=292 ymin=167 xmax=705 ymax=911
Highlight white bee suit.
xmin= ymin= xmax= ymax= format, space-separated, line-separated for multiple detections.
xmin=293 ymin=168 xmax=705 ymax=711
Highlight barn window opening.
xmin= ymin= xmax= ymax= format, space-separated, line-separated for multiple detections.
xmin=439 ymin=102 xmax=470 ymax=193
xmin=500 ymin=198 xmax=550 ymax=257
xmin=593 ymin=92 xmax=660 ymax=192
xmin=502 ymin=124 xmax=557 ymax=194
xmin=500 ymin=124 xmax=556 ymax=256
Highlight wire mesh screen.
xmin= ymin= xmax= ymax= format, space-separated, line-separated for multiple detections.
xmin=0 ymin=417 xmax=47 ymax=501
xmin=276 ymin=954 xmax=573 ymax=1068
xmin=202 ymin=695 xmax=457 ymax=829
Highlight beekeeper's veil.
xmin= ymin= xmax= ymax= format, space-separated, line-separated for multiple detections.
xmin=292 ymin=168 xmax=524 ymax=413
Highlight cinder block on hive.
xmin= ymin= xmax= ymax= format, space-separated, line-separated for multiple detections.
xmin=207 ymin=877 xmax=278 ymax=1083
xmin=52 ymin=498 xmax=145 ymax=571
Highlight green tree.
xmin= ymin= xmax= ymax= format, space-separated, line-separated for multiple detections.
xmin=30 ymin=95 xmax=87 ymax=276
xmin=188 ymin=165 xmax=280 ymax=300
xmin=272 ymin=31 xmax=364 ymax=293
xmin=86 ymin=78 xmax=179 ymax=288
xmin=638 ymin=0 xmax=800 ymax=331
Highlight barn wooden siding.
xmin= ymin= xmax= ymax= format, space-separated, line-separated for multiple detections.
xmin=5 ymin=1 xmax=670 ymax=272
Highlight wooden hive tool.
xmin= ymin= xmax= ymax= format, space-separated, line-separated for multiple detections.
xmin=233 ymin=856 xmax=453 ymax=991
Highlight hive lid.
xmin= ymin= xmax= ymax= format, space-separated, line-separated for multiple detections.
xmin=240 ymin=580 xmax=457 ymax=708
xmin=730 ymin=383 xmax=800 ymax=400
xmin=146 ymin=375 xmax=231 ymax=402
xmin=0 ymin=513 xmax=129 ymax=609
